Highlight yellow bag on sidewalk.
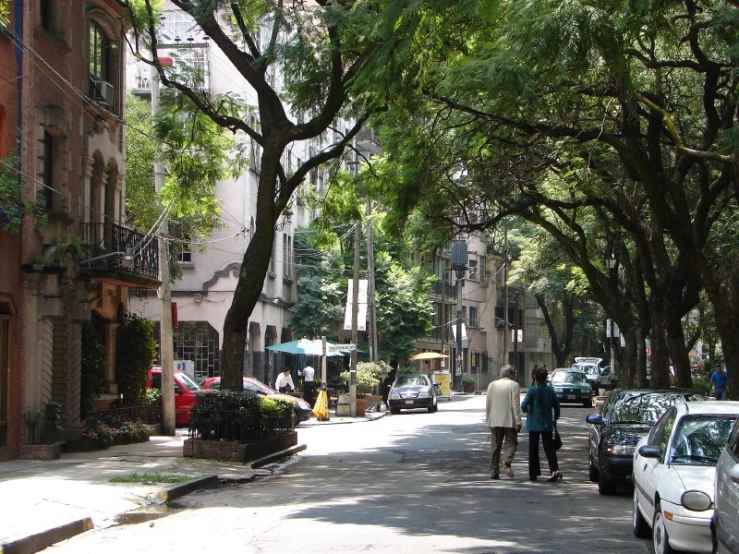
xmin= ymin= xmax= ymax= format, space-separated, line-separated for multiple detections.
xmin=313 ymin=389 xmax=330 ymax=421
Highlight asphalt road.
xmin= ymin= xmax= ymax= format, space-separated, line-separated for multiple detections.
xmin=46 ymin=394 xmax=652 ymax=553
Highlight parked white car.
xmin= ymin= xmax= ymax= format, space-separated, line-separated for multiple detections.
xmin=571 ymin=357 xmax=603 ymax=391
xmin=712 ymin=412 xmax=739 ymax=553
xmin=632 ymin=401 xmax=739 ymax=554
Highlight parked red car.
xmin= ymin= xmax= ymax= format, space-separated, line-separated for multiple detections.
xmin=147 ymin=367 xmax=202 ymax=427
xmin=201 ymin=376 xmax=313 ymax=425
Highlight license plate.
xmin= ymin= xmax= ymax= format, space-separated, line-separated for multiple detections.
xmin=405 ymin=400 xmax=414 ymax=405
xmin=567 ymin=395 xmax=576 ymax=400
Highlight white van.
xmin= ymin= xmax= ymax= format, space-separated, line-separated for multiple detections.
xmin=571 ymin=357 xmax=603 ymax=391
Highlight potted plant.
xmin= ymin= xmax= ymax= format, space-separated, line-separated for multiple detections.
xmin=461 ymin=376 xmax=477 ymax=394
xmin=340 ymin=364 xmax=380 ymax=417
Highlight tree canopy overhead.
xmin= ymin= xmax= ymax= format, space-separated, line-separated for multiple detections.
xmin=362 ymin=0 xmax=739 ymax=391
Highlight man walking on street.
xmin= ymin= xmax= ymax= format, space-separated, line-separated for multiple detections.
xmin=486 ymin=365 xmax=522 ymax=480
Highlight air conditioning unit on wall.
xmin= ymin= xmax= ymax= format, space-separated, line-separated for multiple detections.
xmin=91 ymin=79 xmax=114 ymax=107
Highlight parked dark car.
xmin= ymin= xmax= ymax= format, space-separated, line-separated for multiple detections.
xmin=550 ymin=369 xmax=593 ymax=408
xmin=388 ymin=373 xmax=439 ymax=414
xmin=586 ymin=388 xmax=706 ymax=495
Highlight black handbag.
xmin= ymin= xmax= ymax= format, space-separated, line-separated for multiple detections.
xmin=553 ymin=423 xmax=562 ymax=450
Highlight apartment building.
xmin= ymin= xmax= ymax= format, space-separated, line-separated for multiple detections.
xmin=0 ymin=1 xmax=160 ymax=460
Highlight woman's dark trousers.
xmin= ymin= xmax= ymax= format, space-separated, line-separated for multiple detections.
xmin=528 ymin=431 xmax=559 ymax=478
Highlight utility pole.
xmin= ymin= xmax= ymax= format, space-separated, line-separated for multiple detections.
xmin=366 ymin=199 xmax=377 ymax=362
xmin=450 ymin=240 xmax=468 ymax=391
xmin=151 ymin=62 xmax=175 ymax=435
xmin=350 ymin=219 xmax=360 ymax=415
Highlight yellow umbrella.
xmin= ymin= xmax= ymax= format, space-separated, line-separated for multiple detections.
xmin=312 ymin=389 xmax=330 ymax=421
xmin=411 ymin=352 xmax=449 ymax=360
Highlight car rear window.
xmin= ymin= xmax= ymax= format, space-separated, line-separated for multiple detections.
xmin=612 ymin=392 xmax=699 ymax=424
xmin=395 ymin=375 xmax=429 ymax=387
xmin=177 ymin=372 xmax=202 ymax=392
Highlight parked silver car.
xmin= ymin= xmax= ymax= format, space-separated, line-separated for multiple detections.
xmin=712 ymin=415 xmax=739 ymax=553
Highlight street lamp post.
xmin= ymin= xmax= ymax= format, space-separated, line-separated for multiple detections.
xmin=607 ymin=253 xmax=618 ymax=383
xmin=450 ymin=240 xmax=468 ymax=391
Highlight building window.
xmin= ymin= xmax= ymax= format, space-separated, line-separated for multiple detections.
xmin=480 ymin=257 xmax=487 ymax=283
xmin=269 ymin=234 xmax=277 ymax=276
xmin=89 ymin=22 xmax=110 ymax=82
xmin=178 ymin=239 xmax=192 ymax=264
xmin=283 ymin=234 xmax=293 ymax=281
xmin=468 ymin=258 xmax=478 ymax=280
xmin=42 ymin=131 xmax=55 ymax=210
xmin=469 ymin=306 xmax=478 ymax=328
xmin=39 ymin=0 xmax=55 ymax=32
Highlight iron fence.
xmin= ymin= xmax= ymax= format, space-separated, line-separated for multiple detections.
xmin=188 ymin=408 xmax=294 ymax=443
xmin=84 ymin=405 xmax=156 ymax=427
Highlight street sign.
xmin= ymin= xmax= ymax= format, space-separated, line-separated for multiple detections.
xmin=327 ymin=343 xmax=355 ymax=353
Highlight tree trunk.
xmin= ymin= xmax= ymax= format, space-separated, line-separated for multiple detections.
xmin=649 ymin=318 xmax=671 ymax=388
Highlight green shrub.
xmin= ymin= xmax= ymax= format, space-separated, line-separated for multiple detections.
xmin=692 ymin=377 xmax=711 ymax=396
xmin=340 ymin=363 xmax=381 ymax=397
xmin=461 ymin=376 xmax=477 ymax=386
xmin=116 ymin=314 xmax=157 ymax=406
xmin=190 ymin=390 xmax=293 ymax=442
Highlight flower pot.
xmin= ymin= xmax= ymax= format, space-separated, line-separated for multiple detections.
xmin=463 ymin=383 xmax=475 ymax=394
xmin=355 ymin=397 xmax=368 ymax=417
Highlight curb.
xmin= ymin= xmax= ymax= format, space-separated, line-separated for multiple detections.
xmin=155 ymin=474 xmax=220 ymax=503
xmin=251 ymin=443 xmax=307 ymax=469
xmin=0 ymin=517 xmax=93 ymax=554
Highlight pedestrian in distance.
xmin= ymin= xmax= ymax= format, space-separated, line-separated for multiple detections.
xmin=530 ymin=364 xmax=539 ymax=386
xmin=521 ymin=367 xmax=562 ymax=482
xmin=485 ymin=365 xmax=522 ymax=480
xmin=275 ymin=367 xmax=295 ymax=394
xmin=381 ymin=359 xmax=399 ymax=410
xmin=300 ymin=364 xmax=316 ymax=406
xmin=710 ymin=363 xmax=729 ymax=400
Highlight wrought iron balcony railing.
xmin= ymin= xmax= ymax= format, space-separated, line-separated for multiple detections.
xmin=81 ymin=222 xmax=159 ymax=280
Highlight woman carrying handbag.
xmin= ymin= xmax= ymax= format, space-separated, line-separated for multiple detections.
xmin=521 ymin=367 xmax=562 ymax=482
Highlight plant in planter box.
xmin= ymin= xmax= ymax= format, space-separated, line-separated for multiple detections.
xmin=340 ymin=364 xmax=380 ymax=399
xmin=461 ymin=377 xmax=477 ymax=393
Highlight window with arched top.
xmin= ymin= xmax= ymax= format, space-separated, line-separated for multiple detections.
xmin=87 ymin=14 xmax=119 ymax=113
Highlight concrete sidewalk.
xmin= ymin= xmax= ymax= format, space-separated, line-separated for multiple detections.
xmin=0 ymin=410 xmax=389 ymax=554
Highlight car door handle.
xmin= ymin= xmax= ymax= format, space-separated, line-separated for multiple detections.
xmin=643 ymin=463 xmax=648 ymax=471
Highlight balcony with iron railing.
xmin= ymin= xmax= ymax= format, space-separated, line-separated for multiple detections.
xmin=80 ymin=222 xmax=159 ymax=284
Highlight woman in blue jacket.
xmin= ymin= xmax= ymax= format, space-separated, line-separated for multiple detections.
xmin=521 ymin=367 xmax=561 ymax=482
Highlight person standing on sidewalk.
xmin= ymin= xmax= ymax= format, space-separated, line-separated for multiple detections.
xmin=485 ymin=365 xmax=522 ymax=480
xmin=710 ymin=363 xmax=729 ymax=400
xmin=301 ymin=364 xmax=316 ymax=406
xmin=521 ymin=367 xmax=561 ymax=482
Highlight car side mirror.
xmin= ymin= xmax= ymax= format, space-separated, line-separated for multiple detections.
xmin=175 ymin=386 xmax=183 ymax=395
xmin=729 ymin=463 xmax=739 ymax=485
xmin=586 ymin=414 xmax=604 ymax=425
xmin=638 ymin=445 xmax=662 ymax=459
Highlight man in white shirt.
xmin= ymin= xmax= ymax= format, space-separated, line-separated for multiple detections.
xmin=301 ymin=365 xmax=316 ymax=405
xmin=485 ymin=365 xmax=522 ymax=479
xmin=275 ymin=367 xmax=295 ymax=393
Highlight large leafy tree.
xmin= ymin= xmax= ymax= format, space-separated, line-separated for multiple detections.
xmin=123 ymin=0 xmax=380 ymax=390
xmin=363 ymin=0 xmax=739 ymax=392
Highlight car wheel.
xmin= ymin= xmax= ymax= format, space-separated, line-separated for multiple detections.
xmin=428 ymin=404 xmax=438 ymax=413
xmin=598 ymin=471 xmax=617 ymax=495
xmin=653 ymin=501 xmax=676 ymax=554
xmin=292 ymin=409 xmax=300 ymax=428
xmin=390 ymin=408 xmax=400 ymax=415
xmin=633 ymin=488 xmax=651 ymax=539
xmin=588 ymin=457 xmax=599 ymax=483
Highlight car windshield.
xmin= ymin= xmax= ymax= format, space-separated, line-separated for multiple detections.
xmin=395 ymin=375 xmax=429 ymax=387
xmin=177 ymin=372 xmax=202 ymax=392
xmin=670 ymin=415 xmax=737 ymax=465
xmin=611 ymin=393 xmax=696 ymax=424
xmin=552 ymin=372 xmax=586 ymax=384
